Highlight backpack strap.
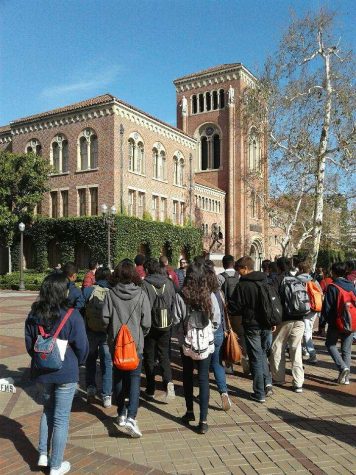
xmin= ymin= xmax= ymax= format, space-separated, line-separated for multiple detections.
xmin=38 ymin=308 xmax=74 ymax=338
xmin=151 ymin=284 xmax=166 ymax=296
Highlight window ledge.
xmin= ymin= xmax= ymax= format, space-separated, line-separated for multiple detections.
xmin=152 ymin=177 xmax=168 ymax=184
xmin=197 ymin=168 xmax=221 ymax=173
xmin=50 ymin=171 xmax=70 ymax=177
xmin=173 ymin=183 xmax=186 ymax=189
xmin=191 ymin=107 xmax=225 ymax=116
xmin=75 ymin=168 xmax=99 ymax=174
xmin=128 ymin=170 xmax=146 ymax=177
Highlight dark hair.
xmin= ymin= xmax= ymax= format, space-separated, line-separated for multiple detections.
xmin=345 ymin=260 xmax=355 ymax=272
xmin=331 ymin=262 xmax=347 ymax=278
xmin=276 ymin=257 xmax=292 ymax=273
xmin=144 ymin=258 xmax=163 ymax=275
xmin=180 ymin=258 xmax=187 ymax=265
xmin=222 ymin=255 xmax=234 ymax=269
xmin=205 ymin=268 xmax=219 ymax=293
xmin=62 ymin=261 xmax=78 ymax=278
xmin=204 ymin=259 xmax=215 ymax=271
xmin=182 ymin=263 xmax=212 ymax=316
xmin=193 ymin=255 xmax=206 ymax=267
xmin=88 ymin=258 xmax=98 ymax=270
xmin=112 ymin=260 xmax=141 ymax=286
xmin=235 ymin=256 xmax=255 ymax=271
xmin=298 ymin=260 xmax=312 ymax=274
xmin=159 ymin=255 xmax=169 ymax=266
xmin=262 ymin=259 xmax=271 ymax=272
xmin=95 ymin=266 xmax=112 ymax=282
xmin=31 ymin=273 xmax=69 ymax=329
xmin=269 ymin=261 xmax=278 ymax=273
xmin=134 ymin=254 xmax=145 ymax=266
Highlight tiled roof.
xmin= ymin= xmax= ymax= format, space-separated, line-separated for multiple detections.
xmin=10 ymin=94 xmax=196 ymax=141
xmin=0 ymin=125 xmax=11 ymax=134
xmin=195 ymin=176 xmax=225 ymax=193
xmin=174 ymin=63 xmax=242 ymax=83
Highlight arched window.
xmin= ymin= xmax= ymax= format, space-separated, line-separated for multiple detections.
xmin=219 ymin=89 xmax=225 ymax=108
xmin=26 ymin=139 xmax=42 ymax=155
xmin=153 ymin=148 xmax=159 ymax=178
xmin=52 ymin=142 xmax=60 ymax=172
xmin=248 ymin=128 xmax=261 ymax=172
xmin=192 ymin=95 xmax=197 ymax=114
xmin=199 ymin=125 xmax=221 ymax=171
xmin=128 ymin=133 xmax=145 ymax=174
xmin=77 ymin=128 xmax=98 ymax=170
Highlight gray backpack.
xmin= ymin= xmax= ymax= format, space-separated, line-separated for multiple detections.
xmin=280 ymin=276 xmax=310 ymax=317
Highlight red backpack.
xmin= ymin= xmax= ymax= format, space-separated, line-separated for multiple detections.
xmin=331 ymin=283 xmax=356 ymax=334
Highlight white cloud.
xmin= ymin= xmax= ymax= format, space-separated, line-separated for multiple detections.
xmin=40 ymin=64 xmax=122 ymax=99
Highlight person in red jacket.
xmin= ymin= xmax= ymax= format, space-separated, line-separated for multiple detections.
xmin=159 ymin=255 xmax=179 ymax=289
xmin=82 ymin=259 xmax=99 ymax=289
xmin=134 ymin=254 xmax=146 ymax=280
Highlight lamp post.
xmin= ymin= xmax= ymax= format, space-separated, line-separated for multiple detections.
xmin=101 ymin=204 xmax=116 ymax=269
xmin=18 ymin=222 xmax=25 ymax=291
xmin=119 ymin=124 xmax=124 ymax=214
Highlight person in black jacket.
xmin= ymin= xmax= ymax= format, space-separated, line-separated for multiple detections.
xmin=229 ymin=256 xmax=274 ymax=403
xmin=321 ymin=262 xmax=355 ymax=385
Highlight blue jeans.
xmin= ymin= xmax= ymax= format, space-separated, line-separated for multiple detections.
xmin=244 ymin=327 xmax=272 ymax=399
xmin=181 ymin=349 xmax=211 ymax=422
xmin=37 ymin=382 xmax=77 ymax=470
xmin=210 ymin=326 xmax=228 ymax=394
xmin=325 ymin=326 xmax=352 ymax=372
xmin=113 ymin=355 xmax=142 ymax=419
xmin=85 ymin=330 xmax=112 ymax=396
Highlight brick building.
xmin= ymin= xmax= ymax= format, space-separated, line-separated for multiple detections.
xmin=0 ymin=63 xmax=279 ymax=269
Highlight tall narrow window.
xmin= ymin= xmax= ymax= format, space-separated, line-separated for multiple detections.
xmin=206 ymin=92 xmax=211 ymax=111
xmin=160 ymin=152 xmax=166 ymax=180
xmin=62 ymin=140 xmax=69 ymax=172
xmin=213 ymin=134 xmax=220 ymax=169
xmin=50 ymin=191 xmax=58 ymax=218
xmin=152 ymin=195 xmax=159 ymax=220
xmin=90 ymin=135 xmax=98 ymax=168
xmin=173 ymin=200 xmax=178 ymax=225
xmin=78 ymin=128 xmax=98 ymax=170
xmin=201 ymin=137 xmax=208 ymax=170
xmin=180 ymin=202 xmax=185 ymax=225
xmin=179 ymin=159 xmax=184 ymax=186
xmin=52 ymin=142 xmax=60 ymax=172
xmin=78 ymin=189 xmax=87 ymax=216
xmin=160 ymin=198 xmax=167 ymax=222
xmin=248 ymin=129 xmax=260 ymax=172
xmin=219 ymin=89 xmax=225 ymax=108
xmin=137 ymin=142 xmax=144 ymax=174
xmin=173 ymin=157 xmax=178 ymax=185
xmin=138 ymin=192 xmax=145 ymax=218
xmin=128 ymin=139 xmax=135 ymax=171
xmin=26 ymin=139 xmax=42 ymax=155
xmin=61 ymin=190 xmax=69 ymax=217
xmin=192 ymin=95 xmax=197 ymax=114
xmin=89 ymin=188 xmax=98 ymax=215
xmin=199 ymin=93 xmax=204 ymax=112
xmin=153 ymin=148 xmax=159 ymax=178
xmin=128 ymin=190 xmax=135 ymax=216
xmin=80 ymin=137 xmax=88 ymax=170
xmin=212 ymin=91 xmax=218 ymax=109
xmin=199 ymin=126 xmax=220 ymax=171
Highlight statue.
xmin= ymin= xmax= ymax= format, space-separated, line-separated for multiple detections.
xmin=228 ymin=86 xmax=235 ymax=104
xmin=182 ymin=96 xmax=188 ymax=115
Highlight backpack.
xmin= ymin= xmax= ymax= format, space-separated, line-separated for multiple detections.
xmin=306 ymin=281 xmax=323 ymax=312
xmin=331 ymin=283 xmax=356 ymax=334
xmin=255 ymin=281 xmax=283 ymax=328
xmin=220 ymin=271 xmax=239 ymax=301
xmin=151 ymin=284 xmax=172 ymax=331
xmin=182 ymin=307 xmax=214 ymax=360
xmin=113 ymin=293 xmax=141 ymax=371
xmin=280 ymin=276 xmax=311 ymax=317
xmin=85 ymin=286 xmax=110 ymax=332
xmin=33 ymin=308 xmax=74 ymax=370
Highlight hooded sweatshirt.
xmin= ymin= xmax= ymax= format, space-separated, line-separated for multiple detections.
xmin=102 ymin=283 xmax=151 ymax=354
xmin=229 ymin=271 xmax=267 ymax=329
xmin=321 ymin=277 xmax=356 ymax=329
xmin=142 ymin=273 xmax=176 ymax=314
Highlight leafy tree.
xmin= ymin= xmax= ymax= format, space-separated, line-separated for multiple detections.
xmin=244 ymin=9 xmax=355 ymax=269
xmin=0 ymin=151 xmax=52 ymax=271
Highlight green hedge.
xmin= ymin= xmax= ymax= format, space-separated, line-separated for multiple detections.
xmin=10 ymin=215 xmax=202 ymax=273
xmin=0 ymin=270 xmax=86 ymax=291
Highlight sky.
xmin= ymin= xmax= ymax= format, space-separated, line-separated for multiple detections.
xmin=0 ymin=0 xmax=355 ymax=127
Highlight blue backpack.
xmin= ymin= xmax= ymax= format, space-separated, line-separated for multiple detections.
xmin=33 ymin=308 xmax=74 ymax=370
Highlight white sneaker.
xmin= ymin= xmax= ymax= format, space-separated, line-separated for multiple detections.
xmin=102 ymin=395 xmax=112 ymax=408
xmin=38 ymin=454 xmax=48 ymax=467
xmin=164 ymin=382 xmax=176 ymax=403
xmin=338 ymin=367 xmax=350 ymax=384
xmin=221 ymin=393 xmax=232 ymax=411
xmin=125 ymin=417 xmax=142 ymax=438
xmin=117 ymin=415 xmax=126 ymax=427
xmin=50 ymin=461 xmax=71 ymax=475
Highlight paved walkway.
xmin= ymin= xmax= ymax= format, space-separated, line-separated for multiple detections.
xmin=0 ymin=291 xmax=355 ymax=475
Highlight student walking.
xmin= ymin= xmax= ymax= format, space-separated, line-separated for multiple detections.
xmin=142 ymin=258 xmax=176 ymax=402
xmin=83 ymin=267 xmax=113 ymax=407
xmin=25 ymin=273 xmax=89 ymax=475
xmin=321 ymin=262 xmax=356 ymax=384
xmin=229 ymin=256 xmax=274 ymax=403
xmin=175 ymin=263 xmax=220 ymax=433
xmin=103 ymin=260 xmax=151 ymax=438
xmin=62 ymin=262 xmax=85 ymax=310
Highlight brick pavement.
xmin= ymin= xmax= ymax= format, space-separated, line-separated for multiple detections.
xmin=0 ymin=291 xmax=355 ymax=475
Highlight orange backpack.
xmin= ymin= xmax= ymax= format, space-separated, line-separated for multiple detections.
xmin=306 ymin=281 xmax=323 ymax=312
xmin=113 ymin=324 xmax=139 ymax=371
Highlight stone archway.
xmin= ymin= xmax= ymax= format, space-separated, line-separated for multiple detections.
xmin=250 ymin=239 xmax=264 ymax=271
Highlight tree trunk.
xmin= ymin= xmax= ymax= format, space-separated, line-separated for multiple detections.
xmin=311 ymin=52 xmax=332 ymax=271
xmin=8 ymin=246 xmax=12 ymax=274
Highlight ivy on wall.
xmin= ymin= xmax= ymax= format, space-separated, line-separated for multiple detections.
xmin=13 ymin=215 xmax=203 ymax=271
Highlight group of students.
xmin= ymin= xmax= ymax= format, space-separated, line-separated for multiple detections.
xmin=24 ymin=254 xmax=355 ymax=475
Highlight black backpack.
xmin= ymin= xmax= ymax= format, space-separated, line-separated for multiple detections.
xmin=151 ymin=284 xmax=172 ymax=331
xmin=255 ymin=281 xmax=283 ymax=328
xmin=220 ymin=271 xmax=239 ymax=301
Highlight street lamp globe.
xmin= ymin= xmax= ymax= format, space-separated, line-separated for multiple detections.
xmin=110 ymin=205 xmax=117 ymax=215
xmin=101 ymin=203 xmax=108 ymax=215
xmin=19 ymin=222 xmax=25 ymax=232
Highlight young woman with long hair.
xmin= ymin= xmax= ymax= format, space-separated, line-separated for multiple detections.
xmin=175 ymin=263 xmax=220 ymax=434
xmin=102 ymin=260 xmax=151 ymax=438
xmin=25 ymin=273 xmax=89 ymax=475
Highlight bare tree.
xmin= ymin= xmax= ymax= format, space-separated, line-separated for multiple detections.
xmin=243 ymin=9 xmax=355 ymax=269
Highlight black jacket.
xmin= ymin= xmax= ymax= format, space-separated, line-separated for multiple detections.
xmin=142 ymin=274 xmax=176 ymax=312
xmin=229 ymin=271 xmax=267 ymax=328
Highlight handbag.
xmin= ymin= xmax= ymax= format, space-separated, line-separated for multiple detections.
xmin=33 ymin=308 xmax=74 ymax=370
xmin=222 ymin=300 xmax=242 ymax=364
